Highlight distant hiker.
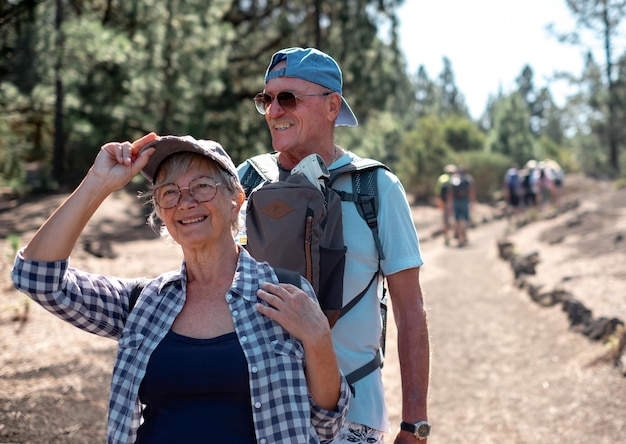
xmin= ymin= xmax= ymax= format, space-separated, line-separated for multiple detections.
xmin=450 ymin=165 xmax=476 ymax=247
xmin=546 ymin=159 xmax=564 ymax=207
xmin=435 ymin=164 xmax=457 ymax=246
xmin=522 ymin=160 xmax=539 ymax=208
xmin=537 ymin=162 xmax=556 ymax=212
xmin=503 ymin=163 xmax=522 ymax=224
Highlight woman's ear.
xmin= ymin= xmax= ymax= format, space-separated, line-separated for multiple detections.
xmin=235 ymin=189 xmax=245 ymax=207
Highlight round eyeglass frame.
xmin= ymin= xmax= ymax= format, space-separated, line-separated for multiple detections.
xmin=153 ymin=176 xmax=221 ymax=209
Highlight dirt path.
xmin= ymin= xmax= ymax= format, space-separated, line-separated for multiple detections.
xmin=384 ymin=218 xmax=626 ymax=443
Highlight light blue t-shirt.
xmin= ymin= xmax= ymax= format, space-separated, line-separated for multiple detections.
xmin=237 ymin=152 xmax=424 ymax=432
xmin=328 ymin=152 xmax=423 ymax=431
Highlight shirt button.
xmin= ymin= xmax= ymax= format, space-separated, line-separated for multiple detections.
xmin=254 ymin=402 xmax=261 ymax=409
xmin=241 ymin=336 xmax=247 ymax=343
xmin=232 ymin=309 xmax=239 ymax=316
xmin=226 ymin=294 xmax=232 ymax=302
xmin=260 ymin=439 xmax=267 ymax=444
xmin=251 ymin=366 xmax=258 ymax=373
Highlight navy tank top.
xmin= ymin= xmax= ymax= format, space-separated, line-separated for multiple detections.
xmin=136 ymin=330 xmax=256 ymax=443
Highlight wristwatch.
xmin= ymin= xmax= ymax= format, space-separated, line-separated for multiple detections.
xmin=400 ymin=421 xmax=431 ymax=440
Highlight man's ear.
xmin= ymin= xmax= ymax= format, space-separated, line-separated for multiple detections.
xmin=327 ymin=92 xmax=342 ymax=122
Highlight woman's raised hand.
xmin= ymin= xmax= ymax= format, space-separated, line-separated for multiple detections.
xmin=90 ymin=132 xmax=158 ymax=189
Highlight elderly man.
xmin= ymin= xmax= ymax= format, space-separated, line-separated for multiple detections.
xmin=238 ymin=47 xmax=430 ymax=443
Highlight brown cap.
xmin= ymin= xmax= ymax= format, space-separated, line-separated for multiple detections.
xmin=140 ymin=135 xmax=237 ymax=182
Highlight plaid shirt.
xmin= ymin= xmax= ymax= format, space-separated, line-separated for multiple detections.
xmin=12 ymin=247 xmax=349 ymax=444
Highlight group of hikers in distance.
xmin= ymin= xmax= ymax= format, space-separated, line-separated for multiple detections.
xmin=503 ymin=159 xmax=564 ymax=226
xmin=436 ymin=158 xmax=565 ymax=248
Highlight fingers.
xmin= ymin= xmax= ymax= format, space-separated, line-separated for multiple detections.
xmin=100 ymin=141 xmax=134 ymax=166
xmin=131 ymin=132 xmax=158 ymax=160
xmin=100 ymin=133 xmax=159 ymax=168
xmin=261 ymin=281 xmax=297 ymax=294
xmin=256 ymin=282 xmax=290 ymax=308
xmin=132 ymin=132 xmax=158 ymax=150
xmin=256 ymin=282 xmax=305 ymax=316
xmin=256 ymin=282 xmax=330 ymax=342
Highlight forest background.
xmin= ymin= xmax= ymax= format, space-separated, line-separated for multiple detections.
xmin=2 ymin=0 xmax=626 ymax=203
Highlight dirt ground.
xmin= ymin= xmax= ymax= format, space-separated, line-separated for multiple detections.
xmin=1 ymin=173 xmax=625 ymax=443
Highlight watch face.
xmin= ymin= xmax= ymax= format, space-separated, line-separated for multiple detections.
xmin=416 ymin=423 xmax=431 ymax=438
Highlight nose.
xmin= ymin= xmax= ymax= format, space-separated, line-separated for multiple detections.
xmin=266 ymin=96 xmax=285 ymax=118
xmin=177 ymin=187 xmax=198 ymax=207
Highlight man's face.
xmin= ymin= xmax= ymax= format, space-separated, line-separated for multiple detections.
xmin=263 ymin=62 xmax=337 ymax=159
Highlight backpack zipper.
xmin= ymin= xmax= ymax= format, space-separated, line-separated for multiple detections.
xmin=305 ymin=209 xmax=313 ymax=283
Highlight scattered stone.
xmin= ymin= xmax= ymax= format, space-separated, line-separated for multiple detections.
xmin=497 ymin=234 xmax=625 ymax=378
xmin=562 ymin=298 xmax=593 ymax=329
xmin=582 ymin=317 xmax=624 ymax=342
xmin=510 ymin=251 xmax=540 ymax=279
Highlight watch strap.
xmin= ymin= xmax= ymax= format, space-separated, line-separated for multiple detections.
xmin=400 ymin=421 xmax=417 ymax=433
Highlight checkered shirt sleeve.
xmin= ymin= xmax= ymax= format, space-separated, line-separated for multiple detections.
xmin=11 ymin=249 xmax=137 ymax=339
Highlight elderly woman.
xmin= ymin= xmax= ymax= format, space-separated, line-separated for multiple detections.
xmin=12 ymin=133 xmax=349 ymax=444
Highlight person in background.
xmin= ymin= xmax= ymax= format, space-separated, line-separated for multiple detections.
xmin=537 ymin=162 xmax=556 ymax=213
xmin=546 ymin=159 xmax=564 ymax=207
xmin=503 ymin=162 xmax=522 ymax=225
xmin=522 ymin=160 xmax=539 ymax=209
xmin=435 ymin=164 xmax=457 ymax=246
xmin=12 ymin=133 xmax=349 ymax=444
xmin=238 ymin=47 xmax=430 ymax=444
xmin=450 ymin=165 xmax=476 ymax=247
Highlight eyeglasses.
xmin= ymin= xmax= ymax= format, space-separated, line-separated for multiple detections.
xmin=154 ymin=176 xmax=221 ymax=209
xmin=253 ymin=91 xmax=332 ymax=115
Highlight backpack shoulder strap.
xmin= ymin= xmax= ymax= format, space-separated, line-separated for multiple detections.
xmin=274 ymin=267 xmax=302 ymax=288
xmin=240 ymin=153 xmax=280 ymax=197
xmin=329 ymin=157 xmax=390 ymax=260
xmin=128 ymin=278 xmax=148 ymax=312
xmin=328 ymin=157 xmax=388 ymax=185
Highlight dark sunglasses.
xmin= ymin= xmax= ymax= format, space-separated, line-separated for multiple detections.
xmin=253 ymin=91 xmax=332 ymax=115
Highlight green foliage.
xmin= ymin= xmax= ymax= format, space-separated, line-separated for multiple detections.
xmin=396 ymin=116 xmax=455 ymax=201
xmin=0 ymin=0 xmax=619 ymax=197
xmin=455 ymin=151 xmax=511 ymax=203
xmin=437 ymin=56 xmax=468 ymax=119
xmin=442 ymin=115 xmax=486 ymax=152
xmin=486 ymin=92 xmax=536 ymax=165
xmin=339 ymin=110 xmax=405 ymax=167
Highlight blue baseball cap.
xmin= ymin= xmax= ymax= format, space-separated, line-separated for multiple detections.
xmin=264 ymin=47 xmax=358 ymax=127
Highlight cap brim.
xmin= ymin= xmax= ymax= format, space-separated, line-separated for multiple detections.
xmin=336 ymin=98 xmax=358 ymax=127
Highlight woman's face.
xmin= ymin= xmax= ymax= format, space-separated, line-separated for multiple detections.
xmin=155 ymin=163 xmax=240 ymax=251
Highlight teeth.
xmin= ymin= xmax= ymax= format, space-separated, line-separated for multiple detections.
xmin=275 ymin=123 xmax=291 ymax=130
xmin=180 ymin=216 xmax=205 ymax=224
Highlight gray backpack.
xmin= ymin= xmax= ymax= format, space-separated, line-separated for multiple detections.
xmin=240 ymin=153 xmax=389 ymax=386
xmin=241 ymin=154 xmax=345 ymax=326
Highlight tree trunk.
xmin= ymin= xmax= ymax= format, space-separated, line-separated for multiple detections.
xmin=53 ymin=0 xmax=65 ymax=184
